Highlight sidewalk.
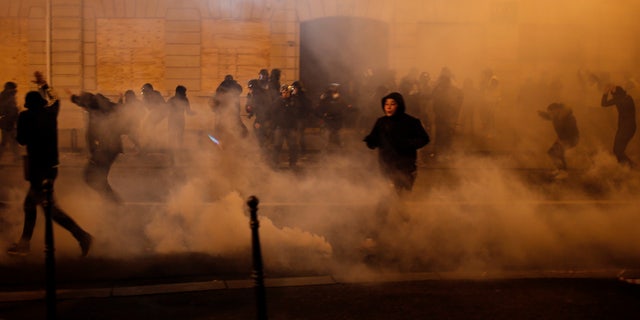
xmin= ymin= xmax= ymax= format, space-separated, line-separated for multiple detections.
xmin=1 ymin=270 xmax=640 ymax=320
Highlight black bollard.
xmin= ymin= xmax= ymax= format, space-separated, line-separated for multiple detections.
xmin=247 ymin=196 xmax=267 ymax=320
xmin=42 ymin=179 xmax=56 ymax=319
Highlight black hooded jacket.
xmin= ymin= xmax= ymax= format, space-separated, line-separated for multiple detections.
xmin=17 ymin=88 xmax=60 ymax=181
xmin=364 ymin=92 xmax=430 ymax=173
xmin=71 ymin=92 xmax=124 ymax=157
xmin=601 ymin=88 xmax=636 ymax=134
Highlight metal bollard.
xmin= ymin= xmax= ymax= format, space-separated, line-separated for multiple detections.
xmin=42 ymin=179 xmax=56 ymax=320
xmin=247 ymin=196 xmax=267 ymax=320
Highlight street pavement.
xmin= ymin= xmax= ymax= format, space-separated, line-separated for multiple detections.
xmin=1 ymin=269 xmax=640 ymax=319
xmin=2 ymin=147 xmax=640 ymax=319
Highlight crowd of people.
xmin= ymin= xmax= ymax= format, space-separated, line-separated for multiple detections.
xmin=0 ymin=65 xmax=637 ymax=257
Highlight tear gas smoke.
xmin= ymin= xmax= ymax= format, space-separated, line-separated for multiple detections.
xmin=2 ymin=1 xmax=640 ymax=279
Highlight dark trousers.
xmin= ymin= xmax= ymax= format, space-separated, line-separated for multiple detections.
xmin=272 ymin=127 xmax=299 ymax=167
xmin=613 ymin=127 xmax=636 ymax=166
xmin=548 ymin=140 xmax=568 ymax=170
xmin=20 ymin=176 xmax=87 ymax=243
xmin=84 ymin=151 xmax=121 ymax=203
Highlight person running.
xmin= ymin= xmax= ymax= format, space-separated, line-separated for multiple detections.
xmin=8 ymin=72 xmax=92 ymax=257
xmin=364 ymin=92 xmax=430 ymax=195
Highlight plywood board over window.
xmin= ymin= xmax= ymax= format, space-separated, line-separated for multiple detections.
xmin=96 ymin=19 xmax=166 ymax=93
xmin=0 ymin=19 xmax=30 ymax=91
xmin=201 ymin=20 xmax=270 ymax=92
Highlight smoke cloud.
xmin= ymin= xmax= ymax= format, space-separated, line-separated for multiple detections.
xmin=2 ymin=1 xmax=640 ymax=280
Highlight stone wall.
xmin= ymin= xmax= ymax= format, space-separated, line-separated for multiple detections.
xmin=0 ymin=0 xmax=638 ymax=135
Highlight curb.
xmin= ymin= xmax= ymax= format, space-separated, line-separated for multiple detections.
xmin=1 ymin=269 xmax=636 ymax=303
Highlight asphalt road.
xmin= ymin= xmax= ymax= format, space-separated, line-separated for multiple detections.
xmin=1 ymin=148 xmax=640 ymax=319
xmin=2 ymin=277 xmax=640 ymax=320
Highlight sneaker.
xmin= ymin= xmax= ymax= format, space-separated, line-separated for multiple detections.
xmin=79 ymin=233 xmax=93 ymax=257
xmin=7 ymin=242 xmax=30 ymax=256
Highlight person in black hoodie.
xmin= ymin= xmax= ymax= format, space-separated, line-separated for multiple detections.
xmin=71 ymin=91 xmax=124 ymax=203
xmin=210 ymin=75 xmax=247 ymax=142
xmin=8 ymin=72 xmax=92 ymax=256
xmin=601 ymin=85 xmax=636 ymax=167
xmin=364 ymin=92 xmax=430 ymax=194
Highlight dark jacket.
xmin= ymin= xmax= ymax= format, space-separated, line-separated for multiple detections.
xmin=271 ymin=96 xmax=299 ymax=130
xmin=316 ymin=94 xmax=348 ymax=131
xmin=71 ymin=92 xmax=124 ymax=158
xmin=364 ymin=92 xmax=430 ymax=173
xmin=17 ymin=88 xmax=60 ymax=181
xmin=246 ymin=87 xmax=272 ymax=125
xmin=601 ymin=90 xmax=636 ymax=133
xmin=539 ymin=105 xmax=579 ymax=147
xmin=291 ymin=91 xmax=312 ymax=124
xmin=0 ymin=88 xmax=18 ymax=131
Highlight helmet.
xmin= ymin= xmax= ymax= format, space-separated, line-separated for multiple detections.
xmin=280 ymin=84 xmax=294 ymax=93
xmin=141 ymin=83 xmax=154 ymax=94
xmin=175 ymin=85 xmax=187 ymax=95
xmin=292 ymin=81 xmax=304 ymax=89
xmin=258 ymin=69 xmax=269 ymax=80
xmin=327 ymin=83 xmax=340 ymax=92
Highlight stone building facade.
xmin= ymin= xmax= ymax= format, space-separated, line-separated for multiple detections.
xmin=0 ymin=0 xmax=638 ymax=133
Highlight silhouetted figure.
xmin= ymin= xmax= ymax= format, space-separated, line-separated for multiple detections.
xmin=431 ymin=72 xmax=463 ymax=160
xmin=460 ymin=78 xmax=480 ymax=136
xmin=0 ymin=81 xmax=20 ymax=161
xmin=268 ymin=68 xmax=282 ymax=102
xmin=167 ymin=85 xmax=194 ymax=154
xmin=257 ymin=69 xmax=270 ymax=92
xmin=8 ymin=72 xmax=92 ymax=257
xmin=417 ymin=71 xmax=433 ymax=126
xmin=140 ymin=83 xmax=167 ymax=149
xmin=601 ymin=85 xmax=636 ymax=167
xmin=71 ymin=91 xmax=124 ymax=203
xmin=399 ymin=70 xmax=422 ymax=130
xmin=246 ymin=79 xmax=273 ymax=159
xmin=118 ymin=90 xmax=145 ymax=153
xmin=364 ymin=92 xmax=430 ymax=194
xmin=271 ymin=84 xmax=300 ymax=169
xmin=478 ymin=69 xmax=500 ymax=138
xmin=538 ymin=103 xmax=579 ymax=179
xmin=210 ymin=75 xmax=247 ymax=143
xmin=291 ymin=80 xmax=312 ymax=155
xmin=316 ymin=83 xmax=349 ymax=152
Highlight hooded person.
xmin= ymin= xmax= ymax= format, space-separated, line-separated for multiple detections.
xmin=8 ymin=75 xmax=92 ymax=257
xmin=364 ymin=92 xmax=430 ymax=194
xmin=601 ymin=85 xmax=636 ymax=167
xmin=70 ymin=91 xmax=124 ymax=203
xmin=210 ymin=76 xmax=247 ymax=141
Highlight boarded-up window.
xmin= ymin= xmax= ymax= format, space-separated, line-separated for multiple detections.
xmin=0 ymin=19 xmax=29 ymax=90
xmin=96 ymin=19 xmax=165 ymax=93
xmin=201 ymin=20 xmax=270 ymax=92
